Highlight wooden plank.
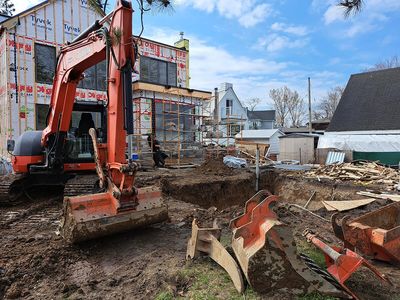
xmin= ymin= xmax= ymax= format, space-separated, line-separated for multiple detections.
xmin=322 ymin=199 xmax=376 ymax=211
xmin=356 ymin=191 xmax=400 ymax=202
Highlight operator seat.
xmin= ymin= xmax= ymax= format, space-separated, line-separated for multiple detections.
xmin=77 ymin=113 xmax=95 ymax=137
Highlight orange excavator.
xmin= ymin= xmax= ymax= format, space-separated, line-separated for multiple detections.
xmin=4 ymin=0 xmax=168 ymax=242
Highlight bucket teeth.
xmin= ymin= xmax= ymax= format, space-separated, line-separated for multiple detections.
xmin=230 ymin=190 xmax=346 ymax=297
xmin=61 ymin=186 xmax=168 ymax=243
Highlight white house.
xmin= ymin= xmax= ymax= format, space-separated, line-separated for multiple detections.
xmin=205 ymin=82 xmax=276 ymax=145
xmin=235 ymin=129 xmax=284 ymax=156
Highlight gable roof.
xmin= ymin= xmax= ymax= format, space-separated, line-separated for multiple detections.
xmin=235 ymin=129 xmax=283 ymax=139
xmin=327 ymin=67 xmax=400 ymax=132
xmin=247 ymin=110 xmax=275 ymax=121
xmin=0 ymin=1 xmax=105 ymax=27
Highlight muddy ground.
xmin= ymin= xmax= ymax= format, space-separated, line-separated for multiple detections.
xmin=1 ymin=163 xmax=399 ymax=299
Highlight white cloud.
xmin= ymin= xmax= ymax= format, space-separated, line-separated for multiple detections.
xmin=324 ymin=5 xmax=344 ymax=24
xmin=13 ymin=0 xmax=43 ymax=14
xmin=323 ymin=0 xmax=400 ymax=37
xmin=143 ymin=27 xmax=343 ymax=103
xmin=257 ymin=34 xmax=309 ymax=52
xmin=174 ymin=0 xmax=272 ymax=27
xmin=238 ymin=4 xmax=273 ymax=28
xmin=271 ymin=22 xmax=309 ymax=36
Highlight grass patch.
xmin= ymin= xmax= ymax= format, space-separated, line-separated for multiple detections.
xmin=155 ymin=291 xmax=174 ymax=300
xmin=296 ymin=239 xmax=327 ymax=268
xmin=157 ymin=258 xmax=259 ymax=300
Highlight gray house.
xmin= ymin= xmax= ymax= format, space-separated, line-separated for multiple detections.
xmin=318 ymin=67 xmax=400 ymax=165
xmin=247 ymin=110 xmax=276 ymax=129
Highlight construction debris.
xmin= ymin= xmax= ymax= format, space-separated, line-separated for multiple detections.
xmin=356 ymin=191 xmax=400 ymax=202
xmin=186 ymin=219 xmax=245 ymax=293
xmin=332 ymin=202 xmax=400 ymax=265
xmin=306 ymin=161 xmax=399 ymax=188
xmin=322 ymin=199 xmax=376 ymax=211
xmin=303 ymin=229 xmax=392 ymax=300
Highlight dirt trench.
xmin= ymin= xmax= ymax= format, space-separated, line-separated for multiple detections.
xmin=1 ymin=166 xmax=399 ymax=299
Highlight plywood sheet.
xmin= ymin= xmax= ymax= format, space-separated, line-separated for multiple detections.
xmin=322 ymin=199 xmax=375 ymax=211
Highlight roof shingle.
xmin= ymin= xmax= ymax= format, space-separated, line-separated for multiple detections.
xmin=327 ymin=67 xmax=400 ymax=132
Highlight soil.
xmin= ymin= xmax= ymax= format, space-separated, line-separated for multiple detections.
xmin=194 ymin=157 xmax=237 ymax=176
xmin=1 ymin=167 xmax=399 ymax=299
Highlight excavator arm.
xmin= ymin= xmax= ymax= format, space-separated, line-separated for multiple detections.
xmin=42 ymin=0 xmax=134 ymax=172
xmin=59 ymin=0 xmax=168 ymax=243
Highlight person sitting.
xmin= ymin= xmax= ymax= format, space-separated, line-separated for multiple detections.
xmin=76 ymin=113 xmax=96 ymax=154
xmin=147 ymin=134 xmax=168 ymax=167
xmin=76 ymin=113 xmax=95 ymax=137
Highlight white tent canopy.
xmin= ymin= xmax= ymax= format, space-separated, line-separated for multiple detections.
xmin=318 ymin=133 xmax=400 ymax=152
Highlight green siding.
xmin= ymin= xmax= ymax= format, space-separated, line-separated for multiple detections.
xmin=353 ymin=152 xmax=400 ymax=166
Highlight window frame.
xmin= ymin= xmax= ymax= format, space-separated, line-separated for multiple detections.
xmin=140 ymin=56 xmax=177 ymax=87
xmin=35 ymin=43 xmax=56 ymax=85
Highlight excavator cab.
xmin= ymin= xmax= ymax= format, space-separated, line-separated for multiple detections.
xmin=64 ymin=102 xmax=106 ymax=164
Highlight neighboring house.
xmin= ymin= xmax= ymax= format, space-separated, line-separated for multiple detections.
xmin=0 ymin=0 xmax=210 ymax=159
xmin=205 ymin=82 xmax=276 ymax=145
xmin=247 ymin=110 xmax=275 ymax=129
xmin=235 ymin=129 xmax=284 ymax=156
xmin=318 ymin=67 xmax=400 ymax=165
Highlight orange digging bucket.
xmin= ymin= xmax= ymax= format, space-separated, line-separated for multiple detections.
xmin=230 ymin=190 xmax=346 ymax=297
xmin=332 ymin=201 xmax=400 ymax=265
xmin=61 ymin=186 xmax=168 ymax=243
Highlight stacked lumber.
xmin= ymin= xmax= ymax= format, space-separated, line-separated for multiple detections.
xmin=306 ymin=162 xmax=399 ymax=188
xmin=238 ymin=150 xmax=269 ymax=165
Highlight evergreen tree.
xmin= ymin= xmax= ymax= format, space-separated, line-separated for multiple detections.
xmin=0 ymin=0 xmax=15 ymax=16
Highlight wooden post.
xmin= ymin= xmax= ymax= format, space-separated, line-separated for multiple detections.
xmin=256 ymin=144 xmax=260 ymax=191
xmin=308 ymin=77 xmax=312 ymax=134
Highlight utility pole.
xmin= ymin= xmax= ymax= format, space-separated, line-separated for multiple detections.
xmin=308 ymin=77 xmax=312 ymax=134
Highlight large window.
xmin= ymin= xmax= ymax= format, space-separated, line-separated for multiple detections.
xmin=226 ymin=99 xmax=233 ymax=116
xmin=35 ymin=43 xmax=106 ymax=91
xmin=78 ymin=61 xmax=107 ymax=91
xmin=140 ymin=56 xmax=177 ymax=86
xmin=35 ymin=43 xmax=56 ymax=84
xmin=36 ymin=104 xmax=49 ymax=130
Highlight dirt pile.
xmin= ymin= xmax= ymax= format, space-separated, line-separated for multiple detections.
xmin=195 ymin=157 xmax=236 ymax=176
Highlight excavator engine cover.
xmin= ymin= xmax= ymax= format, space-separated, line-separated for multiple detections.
xmin=62 ymin=186 xmax=168 ymax=243
xmin=230 ymin=190 xmax=345 ymax=297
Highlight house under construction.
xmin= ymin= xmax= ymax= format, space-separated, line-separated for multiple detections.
xmin=0 ymin=0 xmax=211 ymax=166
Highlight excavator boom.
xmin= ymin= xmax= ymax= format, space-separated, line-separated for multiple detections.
xmin=54 ymin=0 xmax=168 ymax=242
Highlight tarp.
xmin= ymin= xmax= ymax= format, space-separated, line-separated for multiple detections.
xmin=318 ymin=134 xmax=400 ymax=152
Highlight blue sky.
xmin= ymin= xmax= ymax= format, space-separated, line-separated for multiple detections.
xmin=16 ymin=0 xmax=400 ymax=109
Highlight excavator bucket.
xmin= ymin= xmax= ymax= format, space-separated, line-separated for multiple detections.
xmin=332 ymin=201 xmax=400 ymax=265
xmin=229 ymin=190 xmax=345 ymax=297
xmin=186 ymin=219 xmax=245 ymax=294
xmin=62 ymin=185 xmax=168 ymax=243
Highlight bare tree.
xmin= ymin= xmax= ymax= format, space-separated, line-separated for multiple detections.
xmin=338 ymin=0 xmax=364 ymax=16
xmin=366 ymin=56 xmax=400 ymax=71
xmin=286 ymin=90 xmax=305 ymax=127
xmin=269 ymin=86 xmax=304 ymax=127
xmin=317 ymin=86 xmax=344 ymax=119
xmin=244 ymin=98 xmax=261 ymax=111
xmin=270 ymin=88 xmax=289 ymax=127
xmin=0 ymin=0 xmax=15 ymax=16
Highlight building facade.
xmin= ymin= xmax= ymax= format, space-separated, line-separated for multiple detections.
xmin=0 ymin=0 xmax=211 ymax=163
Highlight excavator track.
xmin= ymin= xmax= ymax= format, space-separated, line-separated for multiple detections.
xmin=0 ymin=173 xmax=28 ymax=205
xmin=63 ymin=174 xmax=100 ymax=197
